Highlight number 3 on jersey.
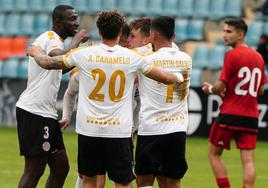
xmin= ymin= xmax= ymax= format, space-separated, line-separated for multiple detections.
xmin=235 ymin=67 xmax=262 ymax=97
xmin=89 ymin=68 xmax=126 ymax=102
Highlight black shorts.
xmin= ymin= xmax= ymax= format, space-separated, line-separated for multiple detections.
xmin=135 ymin=132 xmax=188 ymax=179
xmin=78 ymin=134 xmax=135 ymax=184
xmin=16 ymin=107 xmax=65 ymax=157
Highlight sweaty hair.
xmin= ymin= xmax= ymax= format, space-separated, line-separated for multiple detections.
xmin=151 ymin=16 xmax=175 ymax=40
xmin=96 ymin=10 xmax=125 ymax=40
xmin=52 ymin=5 xmax=74 ymax=23
xmin=129 ymin=17 xmax=151 ymax=37
xmin=224 ymin=18 xmax=248 ymax=35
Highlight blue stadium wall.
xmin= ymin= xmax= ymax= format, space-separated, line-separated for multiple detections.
xmin=1 ymin=78 xmax=268 ymax=140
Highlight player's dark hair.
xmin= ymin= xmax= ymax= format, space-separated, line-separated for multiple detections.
xmin=129 ymin=17 xmax=151 ymax=37
xmin=122 ymin=22 xmax=130 ymax=38
xmin=96 ymin=10 xmax=125 ymax=40
xmin=52 ymin=5 xmax=74 ymax=23
xmin=151 ymin=16 xmax=175 ymax=40
xmin=224 ymin=18 xmax=248 ymax=35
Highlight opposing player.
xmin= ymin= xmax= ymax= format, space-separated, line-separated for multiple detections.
xmin=27 ymin=10 xmax=184 ymax=188
xmin=202 ymin=19 xmax=267 ymax=188
xmin=16 ymin=5 xmax=88 ymax=188
xmin=135 ymin=16 xmax=192 ymax=188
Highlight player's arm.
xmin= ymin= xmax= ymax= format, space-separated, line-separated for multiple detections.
xmin=60 ymin=74 xmax=79 ymax=129
xmin=48 ymin=29 xmax=88 ymax=57
xmin=202 ymin=81 xmax=226 ymax=96
xmin=145 ymin=67 xmax=184 ymax=85
xmin=258 ymin=85 xmax=265 ymax=96
xmin=28 ymin=45 xmax=67 ymax=70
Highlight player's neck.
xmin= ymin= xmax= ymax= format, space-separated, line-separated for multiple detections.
xmin=52 ymin=27 xmax=67 ymax=40
xmin=234 ymin=42 xmax=247 ymax=48
xmin=153 ymin=41 xmax=172 ymax=51
xmin=102 ymin=38 xmax=120 ymax=47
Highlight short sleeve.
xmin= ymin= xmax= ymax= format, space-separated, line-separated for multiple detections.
xmin=63 ymin=48 xmax=83 ymax=68
xmin=46 ymin=38 xmax=63 ymax=54
xmin=219 ymin=52 xmax=233 ymax=83
xmin=138 ymin=57 xmax=153 ymax=75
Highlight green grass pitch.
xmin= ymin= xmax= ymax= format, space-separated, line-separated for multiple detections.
xmin=0 ymin=127 xmax=267 ymax=187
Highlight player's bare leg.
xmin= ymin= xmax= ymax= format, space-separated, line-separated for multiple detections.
xmin=18 ymin=156 xmax=47 ymax=188
xmin=208 ymin=143 xmax=227 ymax=177
xmin=83 ymin=175 xmax=97 ymax=188
xmin=45 ymin=150 xmax=69 ymax=188
xmin=156 ymin=176 xmax=180 ymax=188
xmin=96 ymin=175 xmax=106 ymax=188
xmin=240 ymin=149 xmax=255 ymax=188
xmin=208 ymin=143 xmax=230 ymax=188
xmin=136 ymin=175 xmax=154 ymax=187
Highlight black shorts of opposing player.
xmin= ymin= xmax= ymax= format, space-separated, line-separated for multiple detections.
xmin=217 ymin=113 xmax=259 ymax=133
xmin=16 ymin=107 xmax=65 ymax=156
xmin=78 ymin=134 xmax=135 ymax=184
xmin=135 ymin=132 xmax=188 ymax=179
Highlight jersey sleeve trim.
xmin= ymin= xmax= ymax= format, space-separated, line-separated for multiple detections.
xmin=63 ymin=55 xmax=73 ymax=68
xmin=65 ymin=46 xmax=85 ymax=58
xmin=143 ymin=64 xmax=153 ymax=75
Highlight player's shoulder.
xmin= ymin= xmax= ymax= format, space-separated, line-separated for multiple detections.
xmin=176 ymin=50 xmax=192 ymax=61
xmin=65 ymin=46 xmax=90 ymax=58
xmin=131 ymin=44 xmax=153 ymax=56
xmin=34 ymin=31 xmax=62 ymax=44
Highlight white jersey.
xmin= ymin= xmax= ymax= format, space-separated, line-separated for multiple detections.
xmin=132 ymin=43 xmax=180 ymax=134
xmin=63 ymin=44 xmax=151 ymax=138
xmin=16 ymin=31 xmax=64 ymax=119
xmin=138 ymin=47 xmax=192 ymax=135
xmin=132 ymin=42 xmax=179 ymax=56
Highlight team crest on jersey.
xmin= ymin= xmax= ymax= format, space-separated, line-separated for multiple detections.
xmin=42 ymin=141 xmax=51 ymax=152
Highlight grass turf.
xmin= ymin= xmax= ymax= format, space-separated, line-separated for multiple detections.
xmin=0 ymin=127 xmax=267 ymax=187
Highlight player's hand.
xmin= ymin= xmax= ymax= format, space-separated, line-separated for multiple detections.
xmin=202 ymin=82 xmax=212 ymax=94
xmin=27 ymin=45 xmax=44 ymax=57
xmin=174 ymin=72 xmax=184 ymax=88
xmin=59 ymin=117 xmax=70 ymax=129
xmin=73 ymin=29 xmax=89 ymax=44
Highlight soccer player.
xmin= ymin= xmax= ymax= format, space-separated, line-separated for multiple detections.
xmin=126 ymin=17 xmax=181 ymax=136
xmin=62 ymin=23 xmax=130 ymax=188
xmin=27 ymin=10 xmax=184 ymax=188
xmin=16 ymin=5 xmax=88 ymax=188
xmin=202 ymin=18 xmax=267 ymax=188
xmin=126 ymin=17 xmax=152 ymax=53
xmin=135 ymin=16 xmax=192 ymax=188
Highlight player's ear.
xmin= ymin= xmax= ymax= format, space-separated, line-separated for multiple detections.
xmin=150 ymin=30 xmax=156 ymax=42
xmin=53 ymin=18 xmax=61 ymax=28
xmin=144 ymin=36 xmax=151 ymax=45
xmin=238 ymin=31 xmax=244 ymax=40
xmin=172 ymin=32 xmax=176 ymax=42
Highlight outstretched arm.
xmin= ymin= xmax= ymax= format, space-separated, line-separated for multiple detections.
xmin=27 ymin=45 xmax=68 ymax=70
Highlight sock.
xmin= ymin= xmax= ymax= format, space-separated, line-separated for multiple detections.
xmin=75 ymin=176 xmax=83 ymax=188
xmin=216 ymin=177 xmax=231 ymax=188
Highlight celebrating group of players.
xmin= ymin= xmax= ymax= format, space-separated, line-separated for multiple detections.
xmin=15 ymin=4 xmax=267 ymax=188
